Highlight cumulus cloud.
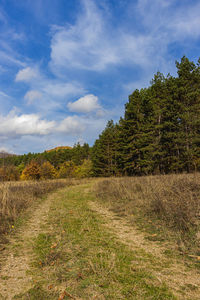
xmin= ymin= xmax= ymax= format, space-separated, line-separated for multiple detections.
xmin=0 ymin=112 xmax=84 ymax=139
xmin=15 ymin=65 xmax=86 ymax=115
xmin=67 ymin=94 xmax=101 ymax=113
xmin=0 ymin=112 xmax=55 ymax=137
xmin=24 ymin=90 xmax=42 ymax=104
xmin=15 ymin=67 xmax=39 ymax=82
xmin=3 ymin=0 xmax=200 ymax=154
xmin=56 ymin=116 xmax=84 ymax=134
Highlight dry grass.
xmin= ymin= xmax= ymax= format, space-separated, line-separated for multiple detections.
xmin=1 ymin=181 xmax=199 ymax=299
xmin=95 ymin=173 xmax=200 ymax=249
xmin=0 ymin=179 xmax=77 ymax=240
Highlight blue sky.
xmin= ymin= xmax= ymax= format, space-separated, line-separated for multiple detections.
xmin=0 ymin=0 xmax=200 ymax=154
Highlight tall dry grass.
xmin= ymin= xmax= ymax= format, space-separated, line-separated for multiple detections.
xmin=0 ymin=179 xmax=76 ymax=241
xmin=95 ymin=173 xmax=200 ymax=242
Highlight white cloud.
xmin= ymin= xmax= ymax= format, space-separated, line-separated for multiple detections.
xmin=57 ymin=116 xmax=84 ymax=134
xmin=42 ymin=82 xmax=85 ymax=98
xmin=0 ymin=9 xmax=26 ymax=69
xmin=15 ymin=66 xmax=86 ymax=115
xmin=0 ymin=50 xmax=25 ymax=67
xmin=15 ymin=67 xmax=39 ymax=82
xmin=24 ymin=90 xmax=42 ymax=104
xmin=0 ymin=108 xmax=112 ymax=153
xmin=0 ymin=111 xmax=84 ymax=139
xmin=49 ymin=0 xmax=200 ymax=75
xmin=0 ymin=90 xmax=10 ymax=98
xmin=0 ymin=146 xmax=14 ymax=154
xmin=0 ymin=112 xmax=55 ymax=137
xmin=50 ymin=0 xmax=124 ymax=72
xmin=3 ymin=0 xmax=200 ymax=155
xmin=169 ymin=4 xmax=200 ymax=39
xmin=137 ymin=0 xmax=200 ymax=40
xmin=67 ymin=94 xmax=101 ymax=113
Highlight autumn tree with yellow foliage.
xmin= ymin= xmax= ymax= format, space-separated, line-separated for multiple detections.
xmin=21 ymin=161 xmax=40 ymax=180
xmin=58 ymin=161 xmax=76 ymax=178
xmin=40 ymin=161 xmax=57 ymax=179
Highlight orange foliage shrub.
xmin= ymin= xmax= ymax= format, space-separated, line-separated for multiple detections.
xmin=21 ymin=161 xmax=40 ymax=180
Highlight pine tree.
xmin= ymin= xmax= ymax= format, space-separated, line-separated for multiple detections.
xmin=92 ymin=120 xmax=118 ymax=176
xmin=117 ymin=89 xmax=146 ymax=175
xmin=94 ymin=57 xmax=200 ymax=176
xmin=176 ymin=56 xmax=200 ymax=171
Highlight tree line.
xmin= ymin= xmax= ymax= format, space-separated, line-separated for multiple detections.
xmin=92 ymin=56 xmax=200 ymax=176
xmin=0 ymin=143 xmax=92 ymax=181
xmin=1 ymin=56 xmax=199 ymax=180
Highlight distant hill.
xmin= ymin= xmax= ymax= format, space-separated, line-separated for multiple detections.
xmin=0 ymin=152 xmax=16 ymax=158
xmin=46 ymin=146 xmax=72 ymax=153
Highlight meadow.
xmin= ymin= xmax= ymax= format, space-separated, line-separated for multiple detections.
xmin=0 ymin=174 xmax=200 ymax=299
xmin=0 ymin=179 xmax=76 ymax=244
xmin=95 ymin=173 xmax=200 ymax=254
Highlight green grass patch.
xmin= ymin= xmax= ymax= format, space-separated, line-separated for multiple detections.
xmin=25 ymin=183 xmax=176 ymax=299
xmin=13 ymin=283 xmax=59 ymax=300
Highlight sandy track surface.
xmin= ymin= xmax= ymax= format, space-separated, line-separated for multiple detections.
xmin=90 ymin=201 xmax=200 ymax=300
xmin=0 ymin=193 xmax=55 ymax=300
xmin=0 ymin=185 xmax=200 ymax=300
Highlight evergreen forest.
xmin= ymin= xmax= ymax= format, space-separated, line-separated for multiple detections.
xmin=92 ymin=56 xmax=200 ymax=176
xmin=0 ymin=56 xmax=200 ymax=179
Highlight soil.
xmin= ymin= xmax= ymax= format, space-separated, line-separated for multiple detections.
xmin=89 ymin=201 xmax=200 ymax=300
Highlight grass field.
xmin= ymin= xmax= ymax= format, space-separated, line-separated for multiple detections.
xmin=95 ymin=173 xmax=200 ymax=255
xmin=0 ymin=175 xmax=200 ymax=299
xmin=0 ymin=179 xmax=80 ymax=244
xmin=3 ymin=183 xmax=177 ymax=299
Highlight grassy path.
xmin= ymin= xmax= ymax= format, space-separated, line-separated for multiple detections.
xmin=89 ymin=201 xmax=200 ymax=299
xmin=0 ymin=182 xmax=199 ymax=299
xmin=0 ymin=192 xmax=57 ymax=299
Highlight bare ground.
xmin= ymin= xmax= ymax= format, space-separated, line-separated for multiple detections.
xmin=89 ymin=201 xmax=200 ymax=300
xmin=0 ymin=183 xmax=200 ymax=299
xmin=0 ymin=193 xmax=55 ymax=299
